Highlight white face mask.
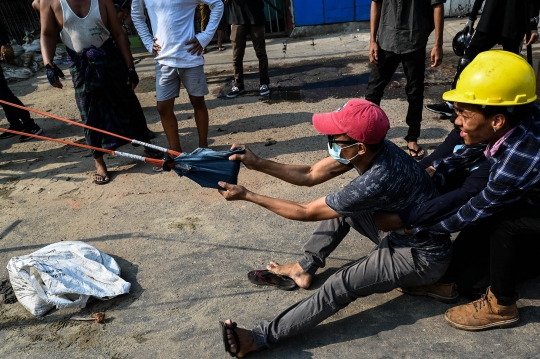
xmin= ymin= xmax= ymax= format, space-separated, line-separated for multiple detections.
xmin=328 ymin=142 xmax=359 ymax=165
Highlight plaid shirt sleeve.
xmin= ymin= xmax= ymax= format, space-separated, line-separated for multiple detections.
xmin=417 ymin=116 xmax=540 ymax=234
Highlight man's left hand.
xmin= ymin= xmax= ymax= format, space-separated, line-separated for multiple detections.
xmin=525 ymin=30 xmax=539 ymax=46
xmin=186 ymin=37 xmax=204 ymax=56
xmin=127 ymin=66 xmax=139 ymax=90
xmin=218 ymin=182 xmax=248 ymax=201
xmin=430 ymin=46 xmax=442 ymax=67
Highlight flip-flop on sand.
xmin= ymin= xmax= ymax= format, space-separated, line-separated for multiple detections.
xmin=93 ymin=172 xmax=110 ymax=185
xmin=408 ymin=146 xmax=425 ymax=160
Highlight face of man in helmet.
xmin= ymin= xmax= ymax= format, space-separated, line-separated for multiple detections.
xmin=453 ymin=103 xmax=507 ymax=146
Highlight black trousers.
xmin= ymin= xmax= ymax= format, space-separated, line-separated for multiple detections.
xmin=230 ymin=24 xmax=269 ymax=88
xmin=0 ymin=66 xmax=33 ymax=128
xmin=440 ymin=201 xmax=540 ymax=305
xmin=451 ymin=30 xmax=521 ymax=89
xmin=365 ymin=47 xmax=426 ymax=142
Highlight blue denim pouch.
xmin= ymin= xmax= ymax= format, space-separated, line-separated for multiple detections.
xmin=172 ymin=147 xmax=245 ymax=189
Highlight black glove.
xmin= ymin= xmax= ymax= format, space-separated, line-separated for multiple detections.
xmin=463 ymin=19 xmax=474 ymax=35
xmin=127 ymin=66 xmax=139 ymax=86
xmin=45 ymin=62 xmax=65 ymax=87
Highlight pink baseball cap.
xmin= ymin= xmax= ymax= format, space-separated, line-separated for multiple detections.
xmin=312 ymin=99 xmax=390 ymax=144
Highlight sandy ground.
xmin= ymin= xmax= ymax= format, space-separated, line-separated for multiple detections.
xmin=1 ymin=37 xmax=540 ymax=359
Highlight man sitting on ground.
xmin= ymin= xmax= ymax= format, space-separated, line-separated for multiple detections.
xmin=408 ymin=50 xmax=540 ymax=331
xmin=216 ymin=99 xmax=452 ymax=357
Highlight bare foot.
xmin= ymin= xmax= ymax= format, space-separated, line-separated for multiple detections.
xmin=267 ymin=261 xmax=312 ymax=289
xmin=93 ymin=157 xmax=110 ymax=184
xmin=225 ymin=320 xmax=257 ymax=358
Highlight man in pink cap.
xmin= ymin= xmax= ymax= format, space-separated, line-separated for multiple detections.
xmin=216 ymin=99 xmax=452 ymax=357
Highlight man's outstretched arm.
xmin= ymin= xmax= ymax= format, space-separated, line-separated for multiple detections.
xmin=229 ymin=144 xmax=352 ymax=187
xmin=218 ymin=182 xmax=341 ymax=222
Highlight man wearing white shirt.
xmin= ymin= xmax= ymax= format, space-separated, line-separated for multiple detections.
xmin=131 ymin=0 xmax=223 ymax=154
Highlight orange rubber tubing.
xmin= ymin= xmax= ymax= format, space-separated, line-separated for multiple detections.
xmin=0 ymin=99 xmax=181 ymax=157
xmin=0 ymin=126 xmax=165 ymax=166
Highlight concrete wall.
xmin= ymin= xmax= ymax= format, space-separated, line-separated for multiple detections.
xmin=445 ymin=0 xmax=476 ymax=17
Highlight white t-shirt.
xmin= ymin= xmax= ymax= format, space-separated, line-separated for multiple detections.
xmin=131 ymin=0 xmax=224 ymax=68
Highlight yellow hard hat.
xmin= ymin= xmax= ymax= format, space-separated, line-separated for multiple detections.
xmin=443 ymin=50 xmax=537 ymax=106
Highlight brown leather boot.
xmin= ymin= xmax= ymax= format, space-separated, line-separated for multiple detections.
xmin=444 ymin=287 xmax=519 ymax=331
xmin=397 ymin=282 xmax=459 ymax=303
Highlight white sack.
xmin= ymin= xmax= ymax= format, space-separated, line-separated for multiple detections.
xmin=21 ymin=39 xmax=40 ymax=52
xmin=7 ymin=241 xmax=131 ymax=317
xmin=2 ymin=66 xmax=33 ymax=81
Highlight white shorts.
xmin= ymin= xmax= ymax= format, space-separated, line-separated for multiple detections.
xmin=155 ymin=64 xmax=209 ymax=101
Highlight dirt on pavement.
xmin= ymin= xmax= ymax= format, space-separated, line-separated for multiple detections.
xmin=1 ymin=50 xmax=539 ymax=359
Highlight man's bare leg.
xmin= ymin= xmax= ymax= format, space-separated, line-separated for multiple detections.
xmin=188 ymin=94 xmax=209 ymax=148
xmin=157 ymin=98 xmax=182 ymax=153
xmin=224 ymin=319 xmax=257 ymax=358
xmin=267 ymin=261 xmax=313 ymax=289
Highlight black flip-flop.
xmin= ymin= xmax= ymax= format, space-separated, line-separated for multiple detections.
xmin=247 ymin=269 xmax=297 ymax=291
xmin=407 ymin=146 xmax=425 ymax=161
xmin=93 ymin=172 xmax=110 ymax=185
xmin=220 ymin=320 xmax=240 ymax=357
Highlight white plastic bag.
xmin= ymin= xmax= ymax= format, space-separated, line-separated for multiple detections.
xmin=22 ymin=39 xmax=40 ymax=52
xmin=2 ymin=66 xmax=33 ymax=81
xmin=7 ymin=241 xmax=131 ymax=317
xmin=11 ymin=44 xmax=24 ymax=58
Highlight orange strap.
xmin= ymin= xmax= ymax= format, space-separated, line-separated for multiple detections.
xmin=0 ymin=126 xmax=165 ymax=166
xmin=0 ymin=99 xmax=181 ymax=157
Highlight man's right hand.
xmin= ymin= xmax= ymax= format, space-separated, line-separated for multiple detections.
xmin=45 ymin=62 xmax=65 ymax=89
xmin=368 ymin=41 xmax=379 ymax=66
xmin=228 ymin=144 xmax=260 ymax=170
xmin=152 ymin=37 xmax=161 ymax=56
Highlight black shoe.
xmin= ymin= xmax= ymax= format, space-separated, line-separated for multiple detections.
xmin=226 ymin=86 xmax=245 ymax=98
xmin=147 ymin=128 xmax=156 ymax=139
xmin=19 ymin=124 xmax=43 ymax=142
xmin=425 ymin=102 xmax=454 ymax=117
xmin=0 ymin=125 xmax=23 ymax=140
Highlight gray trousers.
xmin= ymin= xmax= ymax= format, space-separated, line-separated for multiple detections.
xmin=252 ymin=215 xmax=450 ymax=349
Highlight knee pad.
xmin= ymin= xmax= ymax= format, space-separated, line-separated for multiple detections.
xmin=456 ymin=56 xmax=472 ymax=77
xmin=452 ymin=56 xmax=473 ymax=87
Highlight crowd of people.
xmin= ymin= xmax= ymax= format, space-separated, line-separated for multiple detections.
xmin=1 ymin=0 xmax=540 ymax=358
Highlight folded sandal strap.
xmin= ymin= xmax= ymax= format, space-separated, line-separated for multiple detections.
xmin=229 ymin=322 xmax=240 ymax=357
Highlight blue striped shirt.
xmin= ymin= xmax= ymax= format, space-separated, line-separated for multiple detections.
xmin=422 ymin=105 xmax=540 ymax=234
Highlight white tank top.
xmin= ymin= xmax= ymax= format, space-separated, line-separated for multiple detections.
xmin=59 ymin=0 xmax=110 ymax=53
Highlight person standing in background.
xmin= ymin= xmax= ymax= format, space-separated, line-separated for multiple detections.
xmin=366 ymin=0 xmax=445 ymax=160
xmin=226 ymin=0 xmax=270 ymax=98
xmin=131 ymin=0 xmax=223 ymax=156
xmin=39 ymin=0 xmax=157 ymax=184
xmin=0 ymin=20 xmax=43 ymax=142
